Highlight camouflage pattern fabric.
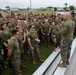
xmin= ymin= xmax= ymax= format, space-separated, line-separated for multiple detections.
xmin=60 ymin=40 xmax=72 ymax=61
xmin=11 ymin=54 xmax=21 ymax=75
xmin=30 ymin=44 xmax=40 ymax=60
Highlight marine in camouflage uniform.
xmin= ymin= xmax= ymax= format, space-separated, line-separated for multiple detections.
xmin=22 ymin=21 xmax=29 ymax=54
xmin=16 ymin=26 xmax=24 ymax=56
xmin=27 ymin=25 xmax=44 ymax=64
xmin=0 ymin=22 xmax=10 ymax=61
xmin=41 ymin=19 xmax=51 ymax=47
xmin=35 ymin=18 xmax=43 ymax=43
xmin=52 ymin=25 xmax=61 ymax=50
xmin=16 ymin=26 xmax=26 ymax=68
xmin=6 ymin=21 xmax=13 ymax=38
xmin=8 ymin=30 xmax=22 ymax=75
xmin=58 ymin=12 xmax=75 ymax=67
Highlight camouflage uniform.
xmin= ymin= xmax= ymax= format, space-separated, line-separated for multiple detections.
xmin=52 ymin=27 xmax=61 ymax=48
xmin=21 ymin=24 xmax=29 ymax=54
xmin=41 ymin=23 xmax=51 ymax=46
xmin=27 ymin=31 xmax=40 ymax=61
xmin=8 ymin=38 xmax=21 ymax=75
xmin=21 ymin=24 xmax=29 ymax=33
xmin=6 ymin=26 xmax=13 ymax=38
xmin=0 ymin=30 xmax=10 ymax=60
xmin=35 ymin=22 xmax=43 ymax=43
xmin=17 ymin=33 xmax=25 ymax=64
xmin=60 ymin=20 xmax=75 ymax=62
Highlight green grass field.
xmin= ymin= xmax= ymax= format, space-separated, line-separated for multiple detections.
xmin=0 ymin=11 xmax=56 ymax=16
xmin=2 ymin=45 xmax=54 ymax=75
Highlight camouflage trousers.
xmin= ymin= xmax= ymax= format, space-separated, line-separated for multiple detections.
xmin=30 ymin=44 xmax=40 ymax=61
xmin=0 ymin=55 xmax=5 ymax=69
xmin=42 ymin=34 xmax=50 ymax=45
xmin=60 ymin=40 xmax=72 ymax=61
xmin=11 ymin=54 xmax=21 ymax=75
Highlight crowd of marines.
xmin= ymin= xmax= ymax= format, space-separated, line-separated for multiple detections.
xmin=0 ymin=11 xmax=76 ymax=75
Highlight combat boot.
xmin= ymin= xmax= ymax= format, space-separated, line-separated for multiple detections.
xmin=18 ymin=74 xmax=23 ymax=75
xmin=19 ymin=70 xmax=22 ymax=74
xmin=58 ymin=61 xmax=68 ymax=67
xmin=32 ymin=60 xmax=36 ymax=64
xmin=47 ymin=45 xmax=50 ymax=48
xmin=21 ymin=64 xmax=26 ymax=68
xmin=38 ymin=59 xmax=44 ymax=62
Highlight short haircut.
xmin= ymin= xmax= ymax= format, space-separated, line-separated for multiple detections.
xmin=12 ymin=29 xmax=18 ymax=36
xmin=29 ymin=24 xmax=34 ymax=29
xmin=63 ymin=12 xmax=71 ymax=17
xmin=6 ymin=21 xmax=11 ymax=26
xmin=15 ymin=26 xmax=21 ymax=30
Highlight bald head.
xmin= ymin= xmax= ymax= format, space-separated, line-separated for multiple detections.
xmin=44 ymin=19 xmax=48 ymax=22
xmin=44 ymin=19 xmax=48 ymax=23
xmin=63 ymin=12 xmax=71 ymax=20
xmin=24 ymin=20 xmax=27 ymax=23
xmin=63 ymin=12 xmax=71 ymax=17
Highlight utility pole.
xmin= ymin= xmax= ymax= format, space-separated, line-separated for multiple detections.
xmin=29 ymin=0 xmax=32 ymax=12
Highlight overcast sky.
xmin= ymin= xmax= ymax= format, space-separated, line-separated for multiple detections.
xmin=0 ymin=0 xmax=76 ymax=8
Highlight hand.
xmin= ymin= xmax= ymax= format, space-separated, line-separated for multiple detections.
xmin=22 ymin=41 xmax=25 ymax=43
xmin=54 ymin=38 xmax=57 ymax=43
xmin=7 ymin=39 xmax=10 ymax=42
xmin=47 ymin=33 xmax=49 ymax=35
xmin=56 ymin=25 xmax=60 ymax=30
xmin=31 ymin=47 xmax=34 ymax=50
xmin=43 ymin=33 xmax=45 ymax=35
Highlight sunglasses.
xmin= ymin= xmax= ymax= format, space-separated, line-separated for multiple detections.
xmin=31 ymin=26 xmax=35 ymax=28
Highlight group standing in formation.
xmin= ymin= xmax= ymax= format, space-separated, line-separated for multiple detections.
xmin=0 ymin=11 xmax=76 ymax=75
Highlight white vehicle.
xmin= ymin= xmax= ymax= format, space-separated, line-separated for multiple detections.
xmin=56 ymin=9 xmax=65 ymax=15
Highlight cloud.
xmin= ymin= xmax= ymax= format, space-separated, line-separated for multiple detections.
xmin=0 ymin=0 xmax=76 ymax=8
